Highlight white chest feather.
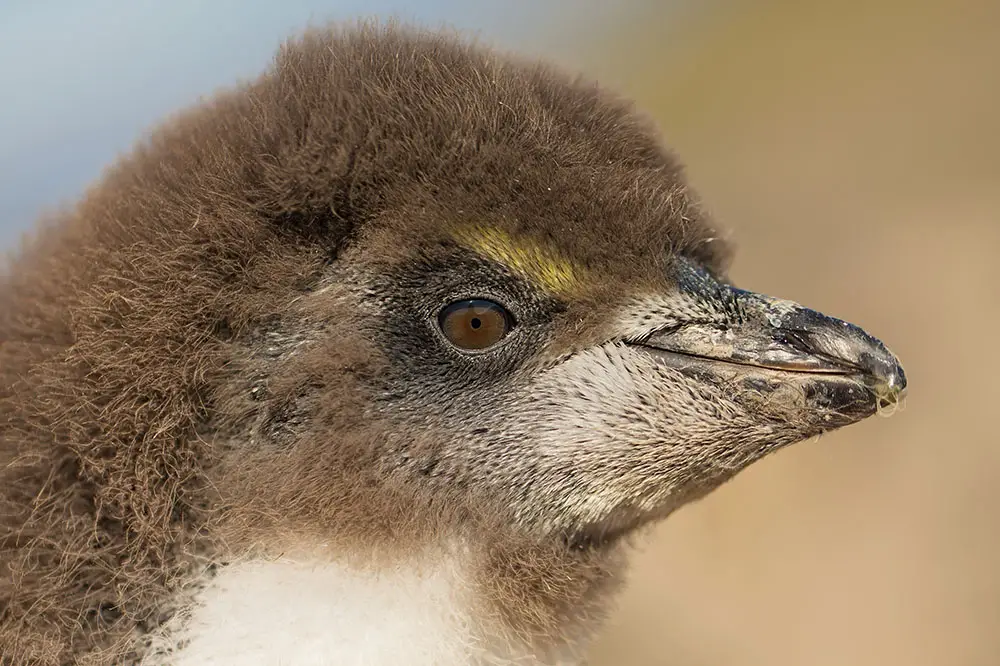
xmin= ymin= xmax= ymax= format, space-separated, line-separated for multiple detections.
xmin=144 ymin=553 xmax=572 ymax=666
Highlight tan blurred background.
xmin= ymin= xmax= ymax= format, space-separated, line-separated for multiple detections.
xmin=563 ymin=1 xmax=1000 ymax=664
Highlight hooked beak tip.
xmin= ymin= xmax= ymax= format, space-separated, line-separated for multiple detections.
xmin=867 ymin=352 xmax=907 ymax=407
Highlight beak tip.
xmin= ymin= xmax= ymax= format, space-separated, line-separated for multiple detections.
xmin=887 ymin=364 xmax=908 ymax=401
xmin=865 ymin=349 xmax=907 ymax=407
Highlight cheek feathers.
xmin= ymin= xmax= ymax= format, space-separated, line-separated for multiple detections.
xmin=494 ymin=342 xmax=805 ymax=529
xmin=515 ymin=342 xmax=755 ymax=454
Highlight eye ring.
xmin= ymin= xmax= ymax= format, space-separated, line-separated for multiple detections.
xmin=438 ymin=299 xmax=515 ymax=351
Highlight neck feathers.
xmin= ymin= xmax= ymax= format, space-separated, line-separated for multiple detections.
xmin=141 ymin=538 xmax=620 ymax=666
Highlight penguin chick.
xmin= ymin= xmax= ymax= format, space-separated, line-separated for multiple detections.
xmin=0 ymin=22 xmax=906 ymax=666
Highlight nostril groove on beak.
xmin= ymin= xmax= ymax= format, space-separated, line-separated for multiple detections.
xmin=776 ymin=328 xmax=813 ymax=351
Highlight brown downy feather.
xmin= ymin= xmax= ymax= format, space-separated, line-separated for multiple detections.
xmin=1 ymin=22 xmax=725 ymax=664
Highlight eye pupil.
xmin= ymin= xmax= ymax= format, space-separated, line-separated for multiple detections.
xmin=438 ymin=299 xmax=514 ymax=351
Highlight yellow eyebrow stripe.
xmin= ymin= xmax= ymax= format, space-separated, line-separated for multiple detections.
xmin=452 ymin=226 xmax=583 ymax=296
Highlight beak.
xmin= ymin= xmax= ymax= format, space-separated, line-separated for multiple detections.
xmin=632 ymin=267 xmax=906 ymax=428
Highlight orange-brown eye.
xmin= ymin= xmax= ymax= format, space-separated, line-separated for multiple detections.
xmin=439 ymin=299 xmax=513 ymax=350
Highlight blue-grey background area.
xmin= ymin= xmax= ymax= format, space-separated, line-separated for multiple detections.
xmin=0 ymin=0 xmax=626 ymax=248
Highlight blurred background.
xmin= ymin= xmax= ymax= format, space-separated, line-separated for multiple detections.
xmin=2 ymin=1 xmax=997 ymax=664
